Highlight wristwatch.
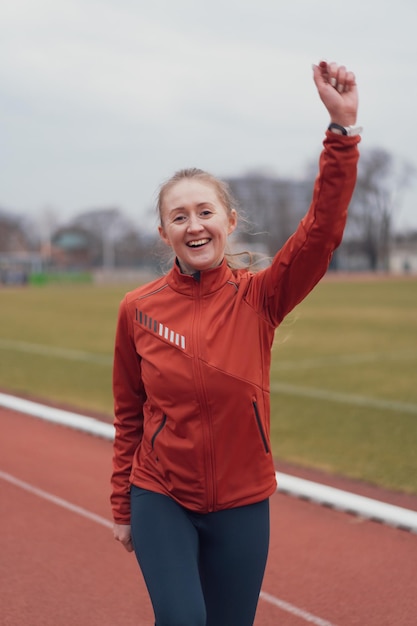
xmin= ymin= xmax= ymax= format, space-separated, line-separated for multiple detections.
xmin=328 ymin=122 xmax=363 ymax=136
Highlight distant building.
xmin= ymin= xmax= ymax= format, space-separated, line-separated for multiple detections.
xmin=389 ymin=231 xmax=417 ymax=274
xmin=0 ymin=211 xmax=41 ymax=284
xmin=50 ymin=227 xmax=100 ymax=269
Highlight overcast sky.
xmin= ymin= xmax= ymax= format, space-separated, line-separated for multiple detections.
xmin=1 ymin=0 xmax=416 ymax=234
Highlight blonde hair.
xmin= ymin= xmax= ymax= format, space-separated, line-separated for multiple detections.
xmin=157 ymin=168 xmax=238 ymax=224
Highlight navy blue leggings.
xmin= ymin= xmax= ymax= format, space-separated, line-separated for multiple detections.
xmin=130 ymin=486 xmax=270 ymax=626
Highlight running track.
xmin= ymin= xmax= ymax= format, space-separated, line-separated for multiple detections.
xmin=1 ymin=407 xmax=417 ymax=626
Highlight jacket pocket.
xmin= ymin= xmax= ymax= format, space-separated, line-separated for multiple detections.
xmin=151 ymin=414 xmax=167 ymax=454
xmin=252 ymin=400 xmax=269 ymax=454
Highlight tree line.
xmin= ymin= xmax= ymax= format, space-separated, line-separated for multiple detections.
xmin=0 ymin=146 xmax=415 ymax=273
xmin=227 ymin=147 xmax=415 ymax=271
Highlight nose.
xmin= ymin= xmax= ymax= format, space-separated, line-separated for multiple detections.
xmin=186 ymin=214 xmax=204 ymax=233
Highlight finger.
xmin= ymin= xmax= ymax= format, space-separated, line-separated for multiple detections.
xmin=119 ymin=534 xmax=134 ymax=552
xmin=313 ymin=61 xmax=337 ymax=94
xmin=336 ymin=66 xmax=347 ymax=93
xmin=317 ymin=60 xmax=337 ymax=88
xmin=327 ymin=62 xmax=339 ymax=88
xmin=114 ymin=533 xmax=134 ymax=552
xmin=123 ymin=540 xmax=134 ymax=553
xmin=326 ymin=63 xmax=345 ymax=92
xmin=344 ymin=70 xmax=357 ymax=92
xmin=318 ymin=60 xmax=329 ymax=81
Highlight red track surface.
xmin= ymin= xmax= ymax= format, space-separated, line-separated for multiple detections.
xmin=1 ymin=407 xmax=417 ymax=626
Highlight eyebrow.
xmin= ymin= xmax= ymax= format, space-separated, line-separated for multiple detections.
xmin=168 ymin=202 xmax=215 ymax=214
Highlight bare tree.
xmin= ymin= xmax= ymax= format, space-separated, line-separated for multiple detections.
xmin=226 ymin=173 xmax=312 ymax=256
xmin=37 ymin=205 xmax=60 ymax=263
xmin=349 ymin=148 xmax=416 ymax=270
xmin=115 ymin=230 xmax=160 ymax=269
xmin=71 ymin=207 xmax=134 ymax=269
xmin=0 ymin=209 xmax=36 ymax=253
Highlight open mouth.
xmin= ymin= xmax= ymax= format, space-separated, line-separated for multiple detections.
xmin=187 ymin=239 xmax=210 ymax=248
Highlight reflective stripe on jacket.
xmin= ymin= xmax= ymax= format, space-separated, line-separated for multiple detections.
xmin=111 ymin=133 xmax=360 ymax=523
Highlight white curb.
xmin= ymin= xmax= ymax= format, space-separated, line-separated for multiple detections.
xmin=1 ymin=392 xmax=417 ymax=533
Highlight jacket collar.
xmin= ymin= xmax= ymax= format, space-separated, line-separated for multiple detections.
xmin=166 ymin=258 xmax=235 ymax=296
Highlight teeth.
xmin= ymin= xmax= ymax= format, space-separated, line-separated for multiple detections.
xmin=188 ymin=239 xmax=210 ymax=247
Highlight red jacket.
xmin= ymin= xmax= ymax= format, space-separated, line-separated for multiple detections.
xmin=111 ymin=133 xmax=360 ymax=523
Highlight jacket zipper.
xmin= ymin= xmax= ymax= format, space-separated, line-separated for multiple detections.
xmin=192 ymin=282 xmax=216 ymax=512
xmin=252 ymin=400 xmax=270 ymax=454
xmin=151 ymin=414 xmax=167 ymax=450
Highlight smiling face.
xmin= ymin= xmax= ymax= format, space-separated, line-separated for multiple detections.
xmin=158 ymin=178 xmax=237 ymax=275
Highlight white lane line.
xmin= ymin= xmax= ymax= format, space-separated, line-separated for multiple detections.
xmin=0 ymin=469 xmax=337 ymax=626
xmin=0 ymin=470 xmax=112 ymax=528
xmin=2 ymin=339 xmax=416 ymax=373
xmin=1 ymin=392 xmax=417 ymax=532
xmin=0 ymin=339 xmax=112 ymax=365
xmin=271 ymin=382 xmax=417 ymax=415
xmin=2 ymin=339 xmax=416 ymax=415
xmin=271 ymin=349 xmax=417 ymax=371
xmin=0 ymin=392 xmax=114 ymax=439
xmin=2 ymin=340 xmax=416 ymax=415
xmin=259 ymin=591 xmax=337 ymax=626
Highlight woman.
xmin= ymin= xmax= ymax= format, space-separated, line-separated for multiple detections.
xmin=111 ymin=60 xmax=361 ymax=626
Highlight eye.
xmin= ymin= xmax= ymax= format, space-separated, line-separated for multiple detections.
xmin=200 ymin=209 xmax=213 ymax=217
xmin=173 ymin=214 xmax=186 ymax=223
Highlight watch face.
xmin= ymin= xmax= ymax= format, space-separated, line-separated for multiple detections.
xmin=346 ymin=125 xmax=363 ymax=136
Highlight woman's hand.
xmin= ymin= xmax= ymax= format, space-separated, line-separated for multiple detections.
xmin=313 ymin=61 xmax=358 ymax=127
xmin=113 ymin=523 xmax=134 ymax=553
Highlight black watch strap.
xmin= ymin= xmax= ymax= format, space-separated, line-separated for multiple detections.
xmin=328 ymin=122 xmax=348 ymax=135
xmin=328 ymin=122 xmax=363 ymax=136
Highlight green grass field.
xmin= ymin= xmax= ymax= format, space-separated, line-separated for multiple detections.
xmin=1 ymin=277 xmax=416 ymax=495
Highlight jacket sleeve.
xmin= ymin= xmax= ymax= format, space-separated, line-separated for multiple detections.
xmin=110 ymin=295 xmax=146 ymax=524
xmin=248 ymin=132 xmax=360 ymax=326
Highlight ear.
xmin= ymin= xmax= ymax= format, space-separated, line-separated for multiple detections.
xmin=158 ymin=225 xmax=171 ymax=247
xmin=227 ymin=209 xmax=238 ymax=236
